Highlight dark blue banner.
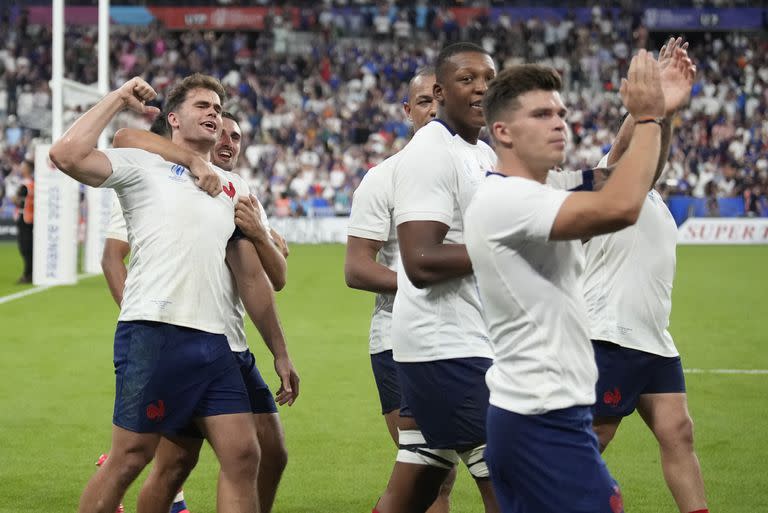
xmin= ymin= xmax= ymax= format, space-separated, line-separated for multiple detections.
xmin=643 ymin=8 xmax=765 ymax=31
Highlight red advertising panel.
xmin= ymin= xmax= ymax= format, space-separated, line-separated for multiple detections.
xmin=147 ymin=7 xmax=298 ymax=30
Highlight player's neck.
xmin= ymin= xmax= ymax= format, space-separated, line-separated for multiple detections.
xmin=171 ymin=134 xmax=213 ymax=162
xmin=436 ymin=110 xmax=480 ymax=144
xmin=496 ymin=153 xmax=548 ymax=183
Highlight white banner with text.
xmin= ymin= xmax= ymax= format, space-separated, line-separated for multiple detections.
xmin=678 ymin=218 xmax=768 ymax=245
xmin=32 ymin=144 xmax=79 ymax=285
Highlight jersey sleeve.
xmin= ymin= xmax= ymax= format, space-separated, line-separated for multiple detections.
xmin=100 ymin=148 xmax=156 ymax=191
xmin=492 ymin=180 xmax=572 ymax=244
xmin=393 ymin=138 xmax=455 ymax=227
xmin=105 ymin=194 xmax=128 ymax=242
xmin=348 ymin=166 xmax=391 ymax=242
xmin=547 ymin=169 xmax=595 ymax=191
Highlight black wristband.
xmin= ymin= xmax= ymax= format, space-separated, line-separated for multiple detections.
xmin=635 ymin=117 xmax=663 ymax=126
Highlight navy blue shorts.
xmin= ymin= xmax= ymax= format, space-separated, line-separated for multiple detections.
xmin=370 ymin=350 xmax=401 ymax=415
xmin=396 ymin=357 xmax=492 ymax=450
xmin=235 ymin=349 xmax=277 ymax=415
xmin=486 ymin=405 xmax=624 ymax=513
xmin=592 ymin=340 xmax=686 ymax=418
xmin=112 ymin=321 xmax=251 ymax=435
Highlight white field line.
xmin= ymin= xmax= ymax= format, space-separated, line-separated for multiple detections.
xmin=0 ymin=273 xmax=99 ymax=305
xmin=684 ymin=368 xmax=768 ymax=375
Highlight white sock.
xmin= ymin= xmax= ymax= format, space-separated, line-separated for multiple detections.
xmin=173 ymin=491 xmax=185 ymax=503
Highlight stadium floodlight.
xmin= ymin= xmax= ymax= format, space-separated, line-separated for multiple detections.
xmin=37 ymin=0 xmax=112 ymax=286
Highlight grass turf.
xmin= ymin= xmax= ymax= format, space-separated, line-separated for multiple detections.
xmin=0 ymin=242 xmax=765 ymax=512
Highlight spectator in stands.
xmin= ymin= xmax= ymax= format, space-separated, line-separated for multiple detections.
xmin=13 ymin=157 xmax=33 ymax=284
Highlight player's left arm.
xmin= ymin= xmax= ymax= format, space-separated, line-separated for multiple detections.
xmin=604 ymin=37 xmax=695 ymax=187
xmin=226 ymin=238 xmax=299 ymax=406
xmin=235 ymin=195 xmax=287 ymax=291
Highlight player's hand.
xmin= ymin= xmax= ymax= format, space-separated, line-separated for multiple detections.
xmin=270 ymin=228 xmax=289 ymax=258
xmin=274 ymin=355 xmax=300 ymax=406
xmin=115 ymin=77 xmax=160 ymax=116
xmin=189 ymin=156 xmax=221 ymax=197
xmin=659 ymin=41 xmax=696 ymax=116
xmin=234 ymin=195 xmax=269 ymax=241
xmin=620 ymin=50 xmax=665 ymax=120
xmin=658 ymin=36 xmax=687 ymax=71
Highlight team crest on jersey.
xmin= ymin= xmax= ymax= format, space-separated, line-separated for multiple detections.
xmin=222 ymin=181 xmax=236 ymax=199
xmin=169 ymin=164 xmax=188 ymax=182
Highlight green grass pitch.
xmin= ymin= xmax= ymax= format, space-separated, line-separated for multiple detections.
xmin=0 ymin=242 xmax=766 ymax=512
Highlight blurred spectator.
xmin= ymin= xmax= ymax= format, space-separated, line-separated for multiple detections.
xmin=13 ymin=158 xmax=33 ymax=283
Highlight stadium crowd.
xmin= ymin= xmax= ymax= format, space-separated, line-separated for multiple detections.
xmin=0 ymin=4 xmax=766 ymax=219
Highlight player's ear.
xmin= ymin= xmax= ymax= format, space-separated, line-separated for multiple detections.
xmin=403 ymin=102 xmax=412 ymax=122
xmin=167 ymin=112 xmax=180 ymax=130
xmin=433 ymin=82 xmax=445 ymax=105
xmin=492 ymin=121 xmax=513 ymax=147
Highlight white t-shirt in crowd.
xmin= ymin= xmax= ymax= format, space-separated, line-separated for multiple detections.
xmin=465 ymin=174 xmax=598 ymax=415
xmin=391 ymin=120 xmax=496 ymax=363
xmin=347 ymin=152 xmax=401 ymax=355
xmin=101 ymin=148 xmax=250 ymax=336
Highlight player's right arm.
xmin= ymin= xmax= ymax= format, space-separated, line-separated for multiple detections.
xmin=345 ymin=168 xmax=397 ymax=293
xmin=112 ymin=128 xmax=220 ymax=196
xmin=49 ymin=77 xmax=159 ymax=186
xmin=101 ymin=238 xmax=130 ymax=307
xmin=396 ymin=222 xmax=472 ymax=289
xmin=344 ymin=236 xmax=397 ymax=293
xmin=101 ymin=197 xmax=130 ymax=307
xmin=550 ymin=50 xmax=666 ymax=241
xmin=393 ymin=140 xmax=472 ymax=289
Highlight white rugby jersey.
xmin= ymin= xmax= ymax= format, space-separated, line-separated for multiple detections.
xmin=347 ymin=152 xmax=401 ymax=355
xmin=391 ymin=120 xmax=495 ymax=362
xmin=465 ymin=174 xmax=598 ymax=415
xmin=101 ymin=148 xmax=250 ymax=336
xmin=583 ymin=189 xmax=679 ymax=357
xmin=104 ymin=167 xmax=270 ymax=352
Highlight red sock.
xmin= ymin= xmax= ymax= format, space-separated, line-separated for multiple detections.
xmin=689 ymin=509 xmax=709 ymax=513
xmin=372 ymin=510 xmax=380 ymax=513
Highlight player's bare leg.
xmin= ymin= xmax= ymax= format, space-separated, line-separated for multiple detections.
xmin=197 ymin=413 xmax=261 ymax=513
xmin=79 ymin=426 xmax=160 ymax=513
xmin=253 ymin=413 xmax=288 ymax=513
xmin=473 ymin=478 xmax=499 ymax=513
xmin=376 ymin=417 xmax=458 ymax=513
xmin=375 ymin=462 xmax=452 ymax=513
xmin=592 ymin=416 xmax=623 ymax=453
xmin=136 ymin=436 xmax=203 ymax=513
xmin=638 ymin=393 xmax=708 ymax=513
xmin=383 ymin=410 xmax=400 ymax=447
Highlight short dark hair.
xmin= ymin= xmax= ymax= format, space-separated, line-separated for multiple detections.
xmin=164 ymin=73 xmax=226 ymax=116
xmin=483 ymin=64 xmax=563 ymax=126
xmin=149 ymin=113 xmax=171 ymax=138
xmin=221 ymin=111 xmax=238 ymax=123
xmin=435 ymin=42 xmax=490 ymax=82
